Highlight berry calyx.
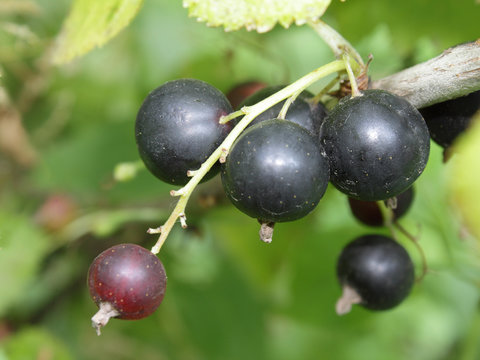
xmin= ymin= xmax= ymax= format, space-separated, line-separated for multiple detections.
xmin=336 ymin=234 xmax=415 ymax=314
xmin=135 ymin=78 xmax=233 ymax=185
xmin=320 ymin=89 xmax=430 ymax=201
xmin=88 ymin=244 xmax=167 ymax=335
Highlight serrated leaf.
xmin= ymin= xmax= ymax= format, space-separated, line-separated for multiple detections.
xmin=183 ymin=0 xmax=331 ymax=33
xmin=52 ymin=0 xmax=143 ymax=64
xmin=449 ymin=113 xmax=480 ymax=240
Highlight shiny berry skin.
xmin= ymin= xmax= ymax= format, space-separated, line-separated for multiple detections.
xmin=336 ymin=235 xmax=414 ymax=314
xmin=135 ymin=79 xmax=233 ymax=185
xmin=221 ymin=119 xmax=330 ymax=223
xmin=226 ymin=81 xmax=266 ymax=109
xmin=88 ymin=244 xmax=167 ymax=334
xmin=348 ymin=186 xmax=414 ymax=227
xmin=320 ymin=89 xmax=430 ymax=201
xmin=420 ymin=90 xmax=480 ymax=149
xmin=237 ymin=85 xmax=328 ymax=136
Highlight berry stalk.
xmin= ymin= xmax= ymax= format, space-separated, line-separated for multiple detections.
xmin=150 ymin=59 xmax=351 ymax=254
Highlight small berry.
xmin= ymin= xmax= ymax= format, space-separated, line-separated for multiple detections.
xmin=135 ymin=79 xmax=233 ymax=185
xmin=320 ymin=89 xmax=430 ymax=201
xmin=226 ymin=81 xmax=266 ymax=109
xmin=348 ymin=187 xmax=414 ymax=227
xmin=88 ymin=244 xmax=167 ymax=335
xmin=221 ymin=119 xmax=329 ymax=226
xmin=420 ymin=90 xmax=480 ymax=149
xmin=336 ymin=235 xmax=415 ymax=314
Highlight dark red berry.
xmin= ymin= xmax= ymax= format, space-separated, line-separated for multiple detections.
xmin=226 ymin=81 xmax=266 ymax=109
xmin=348 ymin=187 xmax=414 ymax=227
xmin=88 ymin=244 xmax=167 ymax=335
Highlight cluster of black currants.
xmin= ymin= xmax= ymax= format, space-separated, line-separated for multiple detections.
xmin=86 ymin=77 xmax=478 ymax=333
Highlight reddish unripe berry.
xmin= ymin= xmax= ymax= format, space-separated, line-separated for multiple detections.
xmin=226 ymin=81 xmax=266 ymax=109
xmin=88 ymin=244 xmax=167 ymax=334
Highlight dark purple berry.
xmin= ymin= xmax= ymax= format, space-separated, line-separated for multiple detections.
xmin=420 ymin=90 xmax=480 ymax=149
xmin=221 ymin=119 xmax=330 ymax=225
xmin=135 ymin=79 xmax=233 ymax=185
xmin=88 ymin=244 xmax=167 ymax=334
xmin=320 ymin=89 xmax=430 ymax=201
xmin=348 ymin=187 xmax=414 ymax=227
xmin=336 ymin=235 xmax=414 ymax=314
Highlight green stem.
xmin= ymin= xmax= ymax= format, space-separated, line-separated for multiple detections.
xmin=394 ymin=221 xmax=428 ymax=282
xmin=343 ymin=53 xmax=361 ymax=97
xmin=310 ymin=75 xmax=341 ymax=104
xmin=278 ymin=90 xmax=301 ymax=120
xmin=219 ymin=109 xmax=245 ymax=124
xmin=379 ymin=200 xmax=428 ymax=282
xmin=150 ymin=59 xmax=348 ymax=254
xmin=308 ymin=20 xmax=364 ymax=66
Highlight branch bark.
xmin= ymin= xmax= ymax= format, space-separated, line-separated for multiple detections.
xmin=371 ymin=40 xmax=480 ymax=109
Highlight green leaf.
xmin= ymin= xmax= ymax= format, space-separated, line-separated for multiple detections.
xmin=449 ymin=113 xmax=480 ymax=240
xmin=52 ymin=0 xmax=143 ymax=64
xmin=3 ymin=327 xmax=73 ymax=360
xmin=0 ymin=212 xmax=51 ymax=316
xmin=183 ymin=0 xmax=331 ymax=33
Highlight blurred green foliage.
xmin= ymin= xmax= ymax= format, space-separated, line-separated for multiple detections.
xmin=0 ymin=0 xmax=479 ymax=359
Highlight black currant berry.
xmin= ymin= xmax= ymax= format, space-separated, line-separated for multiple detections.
xmin=348 ymin=186 xmax=414 ymax=227
xmin=135 ymin=79 xmax=233 ymax=185
xmin=226 ymin=81 xmax=266 ymax=109
xmin=88 ymin=244 xmax=167 ymax=335
xmin=420 ymin=90 xmax=480 ymax=149
xmin=237 ymin=85 xmax=328 ymax=136
xmin=336 ymin=235 xmax=414 ymax=314
xmin=221 ymin=119 xmax=330 ymax=229
xmin=320 ymin=89 xmax=430 ymax=201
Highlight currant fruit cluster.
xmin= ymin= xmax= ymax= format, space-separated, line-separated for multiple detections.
xmin=92 ymin=77 xmax=477 ymax=332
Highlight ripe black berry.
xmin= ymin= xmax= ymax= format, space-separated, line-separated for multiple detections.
xmin=420 ymin=90 xmax=480 ymax=149
xmin=88 ymin=244 xmax=167 ymax=335
xmin=226 ymin=81 xmax=266 ymax=109
xmin=348 ymin=186 xmax=414 ymax=227
xmin=238 ymin=85 xmax=328 ymax=136
xmin=135 ymin=79 xmax=233 ymax=185
xmin=320 ymin=89 xmax=430 ymax=201
xmin=336 ymin=235 xmax=414 ymax=314
xmin=221 ymin=119 xmax=330 ymax=226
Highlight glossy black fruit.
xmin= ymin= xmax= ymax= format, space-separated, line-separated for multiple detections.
xmin=88 ymin=244 xmax=167 ymax=334
xmin=320 ymin=89 xmax=430 ymax=201
xmin=237 ymin=85 xmax=328 ymax=136
xmin=348 ymin=186 xmax=414 ymax=227
xmin=420 ymin=90 xmax=480 ymax=149
xmin=336 ymin=235 xmax=414 ymax=314
xmin=135 ymin=79 xmax=233 ymax=185
xmin=221 ymin=119 xmax=330 ymax=223
xmin=226 ymin=81 xmax=266 ymax=109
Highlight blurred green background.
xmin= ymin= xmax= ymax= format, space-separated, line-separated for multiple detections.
xmin=0 ymin=0 xmax=479 ymax=359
